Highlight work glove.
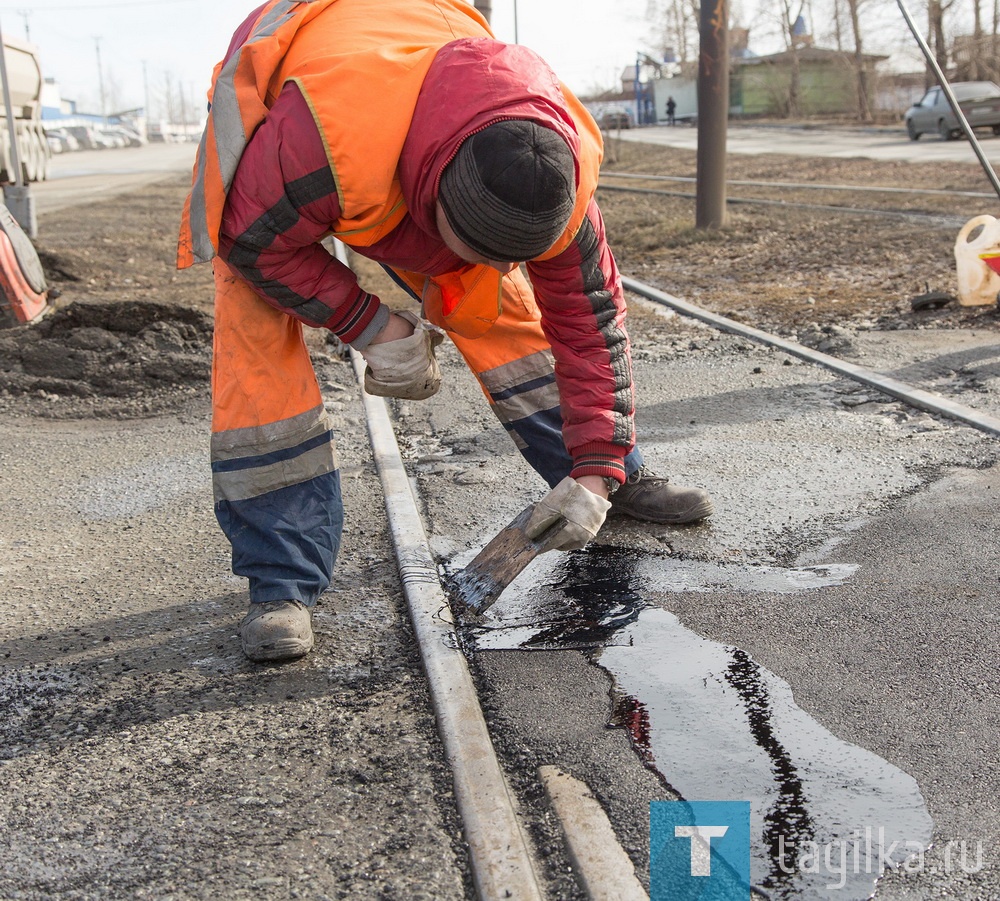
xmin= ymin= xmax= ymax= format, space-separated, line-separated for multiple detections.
xmin=525 ymin=476 xmax=612 ymax=552
xmin=361 ymin=310 xmax=445 ymax=400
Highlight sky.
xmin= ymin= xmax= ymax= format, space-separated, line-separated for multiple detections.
xmin=8 ymin=0 xmax=934 ymax=122
xmin=5 ymin=0 xmax=655 ymax=119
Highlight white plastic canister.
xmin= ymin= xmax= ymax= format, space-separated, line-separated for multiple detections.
xmin=955 ymin=214 xmax=1000 ymax=306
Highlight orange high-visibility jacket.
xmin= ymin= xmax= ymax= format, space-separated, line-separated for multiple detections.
xmin=178 ymin=0 xmax=601 ymax=267
xmin=178 ymin=0 xmax=635 ymax=468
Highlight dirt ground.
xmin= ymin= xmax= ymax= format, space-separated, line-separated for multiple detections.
xmin=597 ymin=138 xmax=1000 ymax=334
xmin=3 ymin=139 xmax=999 ymax=418
xmin=5 ymin=138 xmax=1000 ymax=900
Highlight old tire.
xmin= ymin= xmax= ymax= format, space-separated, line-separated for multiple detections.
xmin=938 ymin=119 xmax=957 ymax=141
xmin=907 ymin=120 xmax=920 ymax=141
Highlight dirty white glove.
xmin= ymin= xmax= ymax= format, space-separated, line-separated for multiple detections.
xmin=361 ymin=310 xmax=445 ymax=400
xmin=525 ymin=476 xmax=612 ymax=552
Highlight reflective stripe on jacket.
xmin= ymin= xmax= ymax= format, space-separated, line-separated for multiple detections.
xmin=178 ymin=0 xmax=634 ymax=471
xmin=178 ymin=0 xmax=601 ymax=268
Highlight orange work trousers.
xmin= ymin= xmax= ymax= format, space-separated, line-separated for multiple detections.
xmin=210 ymin=259 xmax=638 ymax=604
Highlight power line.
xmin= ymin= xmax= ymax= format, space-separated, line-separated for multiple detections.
xmin=0 ymin=1 xmax=197 ymax=10
xmin=14 ymin=7 xmax=29 ymax=40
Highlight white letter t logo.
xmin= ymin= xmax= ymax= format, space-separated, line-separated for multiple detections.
xmin=675 ymin=825 xmax=729 ymax=876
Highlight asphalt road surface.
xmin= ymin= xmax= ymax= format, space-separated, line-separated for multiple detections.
xmin=32 ymin=143 xmax=198 ymax=215
xmin=4 ymin=133 xmax=1000 ymax=901
xmin=619 ymin=121 xmax=1000 ymax=167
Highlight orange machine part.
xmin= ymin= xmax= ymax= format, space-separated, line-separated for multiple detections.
xmin=0 ymin=229 xmax=47 ymax=324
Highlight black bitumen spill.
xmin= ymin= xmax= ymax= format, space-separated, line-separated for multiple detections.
xmin=458 ymin=545 xmax=934 ymax=900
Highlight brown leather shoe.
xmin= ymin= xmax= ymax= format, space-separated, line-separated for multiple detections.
xmin=240 ymin=600 xmax=314 ymax=662
xmin=610 ymin=467 xmax=714 ymax=524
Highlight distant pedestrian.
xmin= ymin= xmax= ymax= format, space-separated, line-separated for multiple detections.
xmin=666 ymin=96 xmax=677 ymax=126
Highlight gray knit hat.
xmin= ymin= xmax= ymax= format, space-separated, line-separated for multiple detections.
xmin=438 ymin=120 xmax=576 ymax=262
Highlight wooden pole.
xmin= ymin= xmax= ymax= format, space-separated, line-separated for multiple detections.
xmin=696 ymin=0 xmax=730 ymax=229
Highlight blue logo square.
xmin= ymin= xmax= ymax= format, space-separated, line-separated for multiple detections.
xmin=650 ymin=801 xmax=751 ymax=901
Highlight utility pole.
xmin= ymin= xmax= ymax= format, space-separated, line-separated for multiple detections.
xmin=0 ymin=16 xmax=35 ymax=235
xmin=94 ymin=36 xmax=107 ymax=124
xmin=634 ymin=52 xmax=641 ymax=128
xmin=695 ymin=0 xmax=729 ymax=229
xmin=189 ymin=82 xmax=199 ymax=129
xmin=16 ymin=8 xmax=30 ymax=41
xmin=142 ymin=60 xmax=151 ymax=138
xmin=164 ymin=70 xmax=175 ymax=131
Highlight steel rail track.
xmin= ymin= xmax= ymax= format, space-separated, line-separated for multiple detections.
xmin=623 ymin=275 xmax=1000 ymax=438
xmin=349 ymin=351 xmax=649 ymax=900
xmin=350 ymin=348 xmax=546 ymax=901
xmin=600 ymin=170 xmax=996 ymax=199
xmin=336 ymin=240 xmax=650 ymax=899
xmin=330 ymin=240 xmax=544 ymax=899
xmin=596 ymin=182 xmax=969 ymax=228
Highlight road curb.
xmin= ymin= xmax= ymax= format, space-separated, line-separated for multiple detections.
xmin=351 ymin=348 xmax=545 ymax=901
xmin=539 ymin=766 xmax=648 ymax=901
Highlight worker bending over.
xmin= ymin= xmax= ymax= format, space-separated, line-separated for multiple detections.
xmin=178 ymin=0 xmax=713 ymax=663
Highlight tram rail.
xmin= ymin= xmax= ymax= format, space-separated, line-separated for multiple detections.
xmin=597 ymin=170 xmax=982 ymax=229
xmin=353 ymin=260 xmax=1000 ymax=899
xmin=601 ymin=171 xmax=996 ymax=200
xmin=623 ymin=276 xmax=1000 ymax=438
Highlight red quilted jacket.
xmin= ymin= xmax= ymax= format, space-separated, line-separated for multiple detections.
xmin=213 ymin=2 xmax=635 ymax=465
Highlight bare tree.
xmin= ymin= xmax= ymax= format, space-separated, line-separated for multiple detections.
xmin=844 ymin=0 xmax=872 ymax=121
xmin=748 ymin=0 xmax=805 ymax=116
xmin=646 ymin=0 xmax=701 ymax=68
xmin=104 ymin=71 xmax=123 ymax=118
xmin=156 ymin=71 xmax=177 ymax=126
xmin=994 ymin=0 xmax=1000 ymax=81
xmin=951 ymin=0 xmax=1000 ymax=83
xmin=972 ymin=0 xmax=984 ymax=80
xmin=780 ymin=0 xmax=803 ymax=117
xmin=926 ymin=0 xmax=958 ymax=84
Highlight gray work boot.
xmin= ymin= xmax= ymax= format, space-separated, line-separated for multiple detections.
xmin=240 ymin=600 xmax=314 ymax=662
xmin=610 ymin=467 xmax=714 ymax=524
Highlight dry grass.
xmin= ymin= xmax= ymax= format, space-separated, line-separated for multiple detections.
xmin=596 ymin=140 xmax=1000 ymax=334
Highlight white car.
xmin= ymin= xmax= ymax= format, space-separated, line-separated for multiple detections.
xmin=102 ymin=125 xmax=145 ymax=147
xmin=44 ymin=128 xmax=80 ymax=154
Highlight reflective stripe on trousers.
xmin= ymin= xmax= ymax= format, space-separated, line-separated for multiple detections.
xmin=211 ymin=260 xmax=343 ymax=605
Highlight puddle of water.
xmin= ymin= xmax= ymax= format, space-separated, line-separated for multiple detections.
xmin=464 ymin=546 xmax=933 ymax=900
xmin=794 ymin=519 xmax=868 ymax=567
xmin=605 ymin=609 xmax=933 ymax=899
xmin=465 ymin=549 xmax=858 ymax=649
xmin=641 ymin=559 xmax=860 ymax=594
